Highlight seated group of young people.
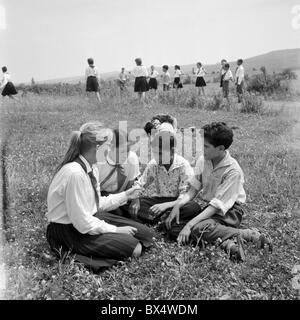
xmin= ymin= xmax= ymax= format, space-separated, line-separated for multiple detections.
xmin=46 ymin=115 xmax=272 ymax=271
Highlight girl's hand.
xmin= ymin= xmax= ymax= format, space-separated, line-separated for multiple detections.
xmin=177 ymin=225 xmax=192 ymax=245
xmin=165 ymin=205 xmax=180 ymax=230
xmin=116 ymin=226 xmax=137 ymax=236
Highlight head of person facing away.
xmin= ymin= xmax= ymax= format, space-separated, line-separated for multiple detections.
xmin=54 ymin=121 xmax=108 ymax=176
xmin=135 ymin=58 xmax=142 ymax=66
xmin=197 ymin=62 xmax=202 ymax=68
xmin=237 ymin=59 xmax=243 ymax=66
xmin=202 ymin=122 xmax=233 ymax=161
xmin=151 ymin=131 xmax=176 ymax=170
xmin=174 ymin=65 xmax=180 ymax=70
xmin=87 ymin=58 xmax=94 ymax=67
xmin=2 ymin=66 xmax=7 ymax=73
xmin=162 ymin=65 xmax=169 ymax=72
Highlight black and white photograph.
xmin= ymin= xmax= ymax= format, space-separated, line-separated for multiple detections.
xmin=0 ymin=0 xmax=299 ymax=309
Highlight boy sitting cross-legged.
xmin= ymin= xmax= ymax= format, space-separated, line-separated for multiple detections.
xmin=165 ymin=122 xmax=272 ymax=261
xmin=129 ymin=131 xmax=197 ymax=224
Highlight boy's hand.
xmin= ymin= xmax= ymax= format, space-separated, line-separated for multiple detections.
xmin=165 ymin=205 xmax=180 ymax=230
xmin=129 ymin=198 xmax=140 ymax=219
xmin=149 ymin=203 xmax=170 ymax=215
xmin=116 ymin=226 xmax=137 ymax=236
xmin=177 ymin=225 xmax=191 ymax=245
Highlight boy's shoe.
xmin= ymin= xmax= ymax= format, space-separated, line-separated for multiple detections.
xmin=239 ymin=228 xmax=272 ymax=253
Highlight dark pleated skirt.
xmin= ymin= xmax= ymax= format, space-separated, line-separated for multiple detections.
xmin=173 ymin=77 xmax=183 ymax=88
xmin=46 ymin=211 xmax=154 ymax=271
xmin=195 ymin=76 xmax=206 ymax=87
xmin=134 ymin=76 xmax=149 ymax=92
xmin=86 ymin=76 xmax=99 ymax=92
xmin=148 ymin=78 xmax=158 ymax=90
xmin=2 ymin=82 xmax=18 ymax=96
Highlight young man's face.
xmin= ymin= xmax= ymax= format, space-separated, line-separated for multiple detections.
xmin=203 ymin=139 xmax=224 ymax=160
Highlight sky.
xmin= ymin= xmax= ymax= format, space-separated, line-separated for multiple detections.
xmin=0 ymin=0 xmax=300 ymax=83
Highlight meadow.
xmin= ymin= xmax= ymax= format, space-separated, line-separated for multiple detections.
xmin=0 ymin=80 xmax=299 ymax=300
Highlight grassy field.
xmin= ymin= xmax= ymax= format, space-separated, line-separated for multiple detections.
xmin=0 ymin=86 xmax=299 ymax=300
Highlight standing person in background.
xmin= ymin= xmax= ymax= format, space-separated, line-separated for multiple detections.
xmin=193 ymin=62 xmax=207 ymax=96
xmin=173 ymin=65 xmax=183 ymax=90
xmin=131 ymin=58 xmax=149 ymax=105
xmin=118 ymin=67 xmax=128 ymax=94
xmin=161 ymin=65 xmax=171 ymax=91
xmin=1 ymin=66 xmax=18 ymax=100
xmin=219 ymin=59 xmax=227 ymax=90
xmin=235 ymin=59 xmax=245 ymax=103
xmin=222 ymin=63 xmax=234 ymax=106
xmin=148 ymin=65 xmax=159 ymax=95
xmin=85 ymin=58 xmax=101 ymax=104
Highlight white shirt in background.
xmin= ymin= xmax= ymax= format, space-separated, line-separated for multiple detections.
xmin=85 ymin=66 xmax=100 ymax=79
xmin=150 ymin=70 xmax=159 ymax=78
xmin=162 ymin=71 xmax=171 ymax=84
xmin=46 ymin=155 xmax=128 ymax=235
xmin=132 ymin=66 xmax=148 ymax=77
xmin=195 ymin=67 xmax=206 ymax=77
xmin=235 ymin=65 xmax=245 ymax=85
xmin=174 ymin=69 xmax=182 ymax=78
xmin=0 ymin=72 xmax=11 ymax=89
xmin=223 ymin=70 xmax=233 ymax=81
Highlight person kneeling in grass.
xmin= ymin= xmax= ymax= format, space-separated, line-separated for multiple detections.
xmin=165 ymin=122 xmax=272 ymax=261
xmin=129 ymin=131 xmax=196 ymax=224
xmin=46 ymin=121 xmax=154 ymax=271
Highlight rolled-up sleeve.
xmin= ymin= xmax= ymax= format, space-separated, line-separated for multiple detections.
xmin=66 ymin=173 xmax=117 ymax=235
xmin=209 ymin=170 xmax=242 ymax=215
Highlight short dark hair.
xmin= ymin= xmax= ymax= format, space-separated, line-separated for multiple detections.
xmin=224 ymin=63 xmax=230 ymax=69
xmin=237 ymin=59 xmax=243 ymax=64
xmin=202 ymin=122 xmax=233 ymax=149
xmin=175 ymin=65 xmax=180 ymax=70
xmin=197 ymin=62 xmax=202 ymax=67
xmin=2 ymin=66 xmax=7 ymax=73
xmin=87 ymin=58 xmax=94 ymax=65
xmin=162 ymin=65 xmax=169 ymax=71
xmin=135 ymin=58 xmax=142 ymax=66
xmin=144 ymin=122 xmax=154 ymax=135
xmin=221 ymin=59 xmax=227 ymax=63
xmin=152 ymin=114 xmax=174 ymax=125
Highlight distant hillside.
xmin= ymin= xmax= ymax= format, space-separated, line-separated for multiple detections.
xmin=40 ymin=48 xmax=300 ymax=84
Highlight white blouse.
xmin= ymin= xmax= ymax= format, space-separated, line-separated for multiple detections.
xmin=132 ymin=66 xmax=148 ymax=77
xmin=235 ymin=65 xmax=245 ymax=85
xmin=46 ymin=155 xmax=128 ymax=235
xmin=0 ymin=73 xmax=11 ymax=89
xmin=174 ymin=70 xmax=182 ymax=78
xmin=223 ymin=70 xmax=233 ymax=81
xmin=195 ymin=67 xmax=206 ymax=77
xmin=85 ymin=66 xmax=100 ymax=78
xmin=150 ymin=70 xmax=159 ymax=79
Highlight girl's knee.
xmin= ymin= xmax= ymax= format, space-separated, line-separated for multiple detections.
xmin=132 ymin=242 xmax=142 ymax=258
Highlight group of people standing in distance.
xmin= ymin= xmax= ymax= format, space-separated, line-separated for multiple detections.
xmin=85 ymin=57 xmax=245 ymax=106
xmin=0 ymin=57 xmax=245 ymax=105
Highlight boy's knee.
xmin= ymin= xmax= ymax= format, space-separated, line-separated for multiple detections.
xmin=132 ymin=242 xmax=142 ymax=258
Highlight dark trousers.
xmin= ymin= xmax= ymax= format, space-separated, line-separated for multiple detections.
xmin=167 ymin=201 xmax=244 ymax=244
xmin=137 ymin=197 xmax=201 ymax=224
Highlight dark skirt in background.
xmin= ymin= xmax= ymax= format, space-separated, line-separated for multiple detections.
xmin=46 ymin=211 xmax=154 ymax=271
xmin=195 ymin=76 xmax=206 ymax=87
xmin=2 ymin=82 xmax=18 ymax=96
xmin=222 ymin=80 xmax=230 ymax=97
xmin=173 ymin=77 xmax=183 ymax=89
xmin=86 ymin=76 xmax=99 ymax=92
xmin=148 ymin=78 xmax=158 ymax=90
xmin=134 ymin=76 xmax=149 ymax=92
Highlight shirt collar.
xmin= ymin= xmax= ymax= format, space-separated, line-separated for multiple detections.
xmin=211 ymin=150 xmax=233 ymax=170
xmin=79 ymin=154 xmax=93 ymax=173
xmin=153 ymin=154 xmax=183 ymax=171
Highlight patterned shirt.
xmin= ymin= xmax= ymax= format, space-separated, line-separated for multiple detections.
xmin=190 ymin=151 xmax=246 ymax=215
xmin=136 ymin=154 xmax=194 ymax=199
